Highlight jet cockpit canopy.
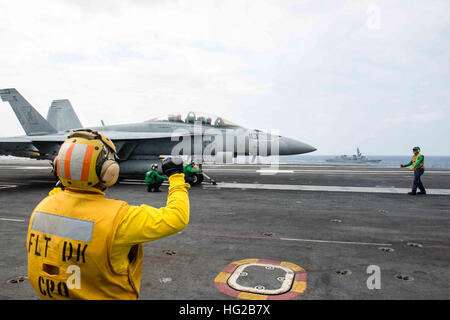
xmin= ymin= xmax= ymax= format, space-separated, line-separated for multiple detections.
xmin=150 ymin=111 xmax=240 ymax=128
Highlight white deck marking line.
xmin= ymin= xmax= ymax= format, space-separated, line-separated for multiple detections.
xmin=292 ymin=169 xmax=450 ymax=174
xmin=185 ymin=231 xmax=392 ymax=246
xmin=279 ymin=237 xmax=392 ymax=246
xmin=256 ymin=169 xmax=295 ymax=173
xmin=206 ymin=165 xmax=339 ymax=168
xmin=205 ymin=165 xmax=401 ymax=168
xmin=214 ymin=182 xmax=450 ymax=195
xmin=0 ymin=217 xmax=25 ymax=222
xmin=119 ymin=180 xmax=450 ymax=195
xmin=119 ymin=181 xmax=145 ymax=185
xmin=119 ymin=180 xmax=168 ymax=185
xmin=204 ymin=168 xmax=450 ymax=174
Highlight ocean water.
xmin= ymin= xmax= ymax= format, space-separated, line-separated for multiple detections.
xmin=278 ymin=155 xmax=450 ymax=169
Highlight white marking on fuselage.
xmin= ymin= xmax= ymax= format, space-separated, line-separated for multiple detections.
xmin=0 ymin=166 xmax=51 ymax=170
xmin=0 ymin=217 xmax=25 ymax=222
xmin=213 ymin=182 xmax=450 ymax=195
xmin=0 ymin=184 xmax=17 ymax=189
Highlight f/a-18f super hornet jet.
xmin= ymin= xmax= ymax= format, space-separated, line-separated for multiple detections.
xmin=0 ymin=88 xmax=316 ymax=176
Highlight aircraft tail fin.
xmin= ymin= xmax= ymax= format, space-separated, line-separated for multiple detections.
xmin=0 ymin=88 xmax=57 ymax=135
xmin=46 ymin=99 xmax=83 ymax=131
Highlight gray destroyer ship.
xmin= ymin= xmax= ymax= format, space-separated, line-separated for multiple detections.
xmin=326 ymin=148 xmax=381 ymax=163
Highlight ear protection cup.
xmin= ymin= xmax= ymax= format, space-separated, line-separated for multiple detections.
xmin=99 ymin=159 xmax=120 ymax=187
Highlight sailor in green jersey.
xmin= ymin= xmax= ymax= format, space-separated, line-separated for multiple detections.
xmin=145 ymin=163 xmax=168 ymax=192
xmin=400 ymin=146 xmax=426 ymax=195
xmin=184 ymin=161 xmax=201 ymax=185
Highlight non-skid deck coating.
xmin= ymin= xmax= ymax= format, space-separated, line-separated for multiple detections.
xmin=0 ymin=159 xmax=449 ymax=299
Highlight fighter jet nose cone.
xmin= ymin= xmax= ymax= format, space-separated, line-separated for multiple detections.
xmin=279 ymin=137 xmax=316 ymax=155
xmin=294 ymin=141 xmax=317 ymax=154
xmin=307 ymin=144 xmax=317 ymax=153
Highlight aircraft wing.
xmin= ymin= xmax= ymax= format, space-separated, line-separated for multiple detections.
xmin=0 ymin=131 xmax=206 ymax=159
xmin=0 ymin=137 xmax=34 ymax=143
xmin=0 ymin=137 xmax=40 ymax=157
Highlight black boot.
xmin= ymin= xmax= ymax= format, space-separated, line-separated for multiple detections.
xmin=408 ymin=191 xmax=417 ymax=195
xmin=417 ymin=191 xmax=426 ymax=195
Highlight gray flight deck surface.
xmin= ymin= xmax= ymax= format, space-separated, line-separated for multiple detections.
xmin=0 ymin=159 xmax=449 ymax=299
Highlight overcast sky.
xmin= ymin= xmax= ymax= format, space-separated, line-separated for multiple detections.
xmin=0 ymin=0 xmax=448 ymax=155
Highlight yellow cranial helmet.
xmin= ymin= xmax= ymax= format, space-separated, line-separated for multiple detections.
xmin=54 ymin=129 xmax=119 ymax=189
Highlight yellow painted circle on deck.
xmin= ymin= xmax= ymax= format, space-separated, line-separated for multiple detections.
xmin=214 ymin=258 xmax=307 ymax=300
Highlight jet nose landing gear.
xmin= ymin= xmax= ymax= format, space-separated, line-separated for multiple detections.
xmin=191 ymin=163 xmax=216 ymax=185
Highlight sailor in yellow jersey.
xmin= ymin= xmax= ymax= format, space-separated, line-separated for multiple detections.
xmin=26 ymin=129 xmax=190 ymax=299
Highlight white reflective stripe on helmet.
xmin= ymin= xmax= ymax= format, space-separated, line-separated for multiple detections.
xmin=31 ymin=211 xmax=94 ymax=242
xmin=69 ymin=143 xmax=88 ymax=181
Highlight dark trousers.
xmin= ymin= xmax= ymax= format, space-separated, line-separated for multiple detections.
xmin=412 ymin=168 xmax=426 ymax=193
xmin=185 ymin=176 xmax=194 ymax=185
xmin=147 ymin=178 xmax=163 ymax=192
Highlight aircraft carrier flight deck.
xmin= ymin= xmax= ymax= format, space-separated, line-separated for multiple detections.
xmin=0 ymin=159 xmax=449 ymax=300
